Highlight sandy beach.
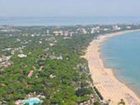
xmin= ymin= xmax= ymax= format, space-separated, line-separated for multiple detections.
xmin=84 ymin=30 xmax=140 ymax=105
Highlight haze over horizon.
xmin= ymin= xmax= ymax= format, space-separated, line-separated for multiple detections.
xmin=0 ymin=0 xmax=140 ymax=17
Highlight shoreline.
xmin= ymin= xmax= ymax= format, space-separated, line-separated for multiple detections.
xmin=84 ymin=30 xmax=140 ymax=105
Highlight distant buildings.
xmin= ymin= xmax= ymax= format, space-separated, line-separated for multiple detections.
xmin=18 ymin=54 xmax=27 ymax=58
xmin=27 ymin=70 xmax=34 ymax=78
xmin=53 ymin=30 xmax=63 ymax=36
xmin=49 ymin=55 xmax=63 ymax=60
xmin=91 ymin=26 xmax=100 ymax=34
xmin=113 ymin=25 xmax=121 ymax=30
xmin=77 ymin=28 xmax=88 ymax=34
xmin=0 ymin=56 xmax=12 ymax=68
xmin=126 ymin=26 xmax=131 ymax=29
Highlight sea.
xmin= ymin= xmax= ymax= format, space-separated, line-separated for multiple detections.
xmin=101 ymin=31 xmax=140 ymax=96
xmin=0 ymin=17 xmax=140 ymax=26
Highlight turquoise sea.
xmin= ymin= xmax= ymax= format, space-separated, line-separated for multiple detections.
xmin=101 ymin=31 xmax=140 ymax=96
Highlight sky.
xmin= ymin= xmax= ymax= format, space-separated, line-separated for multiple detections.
xmin=0 ymin=0 xmax=140 ymax=17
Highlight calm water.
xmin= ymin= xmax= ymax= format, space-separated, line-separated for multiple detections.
xmin=101 ymin=31 xmax=140 ymax=95
xmin=1 ymin=17 xmax=140 ymax=26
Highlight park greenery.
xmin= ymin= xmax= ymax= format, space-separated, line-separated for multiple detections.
xmin=0 ymin=25 xmax=140 ymax=105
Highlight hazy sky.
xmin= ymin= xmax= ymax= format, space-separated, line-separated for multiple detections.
xmin=0 ymin=0 xmax=140 ymax=17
